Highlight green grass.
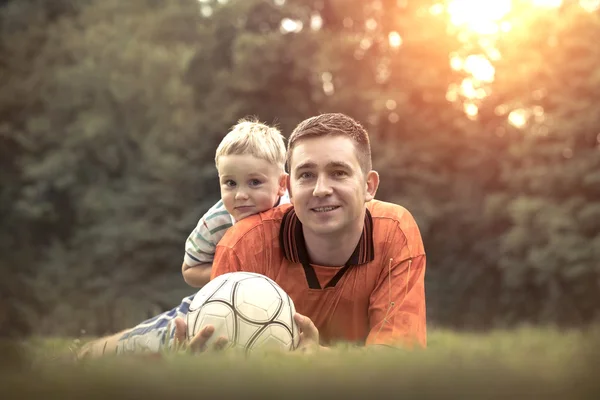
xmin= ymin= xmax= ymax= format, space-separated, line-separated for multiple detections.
xmin=2 ymin=327 xmax=599 ymax=399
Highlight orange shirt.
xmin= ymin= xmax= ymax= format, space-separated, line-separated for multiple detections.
xmin=211 ymin=200 xmax=427 ymax=348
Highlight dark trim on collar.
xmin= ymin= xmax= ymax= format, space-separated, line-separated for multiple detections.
xmin=279 ymin=207 xmax=375 ymax=267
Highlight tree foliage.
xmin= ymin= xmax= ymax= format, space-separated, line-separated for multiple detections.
xmin=1 ymin=0 xmax=599 ymax=336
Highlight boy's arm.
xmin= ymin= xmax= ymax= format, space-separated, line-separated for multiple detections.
xmin=181 ymin=262 xmax=212 ymax=288
xmin=183 ymin=202 xmax=233 ymax=287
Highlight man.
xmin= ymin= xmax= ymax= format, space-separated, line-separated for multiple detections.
xmin=81 ymin=113 xmax=426 ymax=357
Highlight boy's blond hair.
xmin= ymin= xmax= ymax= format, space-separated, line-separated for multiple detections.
xmin=215 ymin=117 xmax=286 ymax=171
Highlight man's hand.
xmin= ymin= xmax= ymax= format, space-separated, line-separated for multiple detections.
xmin=173 ymin=317 xmax=229 ymax=353
xmin=294 ymin=312 xmax=328 ymax=353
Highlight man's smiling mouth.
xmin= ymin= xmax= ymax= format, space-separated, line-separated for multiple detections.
xmin=311 ymin=206 xmax=340 ymax=213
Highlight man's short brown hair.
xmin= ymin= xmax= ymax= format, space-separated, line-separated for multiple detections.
xmin=287 ymin=113 xmax=372 ymax=173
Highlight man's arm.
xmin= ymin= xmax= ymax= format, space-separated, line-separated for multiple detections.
xmin=366 ymin=254 xmax=427 ymax=349
xmin=181 ymin=262 xmax=212 ymax=288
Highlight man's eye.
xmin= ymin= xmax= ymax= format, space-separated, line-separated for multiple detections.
xmin=299 ymin=172 xmax=313 ymax=179
xmin=333 ymin=170 xmax=348 ymax=177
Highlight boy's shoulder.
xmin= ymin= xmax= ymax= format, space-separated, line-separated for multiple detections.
xmin=217 ymin=204 xmax=293 ymax=249
xmin=204 ymin=199 xmax=228 ymax=215
xmin=198 ymin=199 xmax=234 ymax=227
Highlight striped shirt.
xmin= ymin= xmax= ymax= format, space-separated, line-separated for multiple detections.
xmin=183 ymin=191 xmax=290 ymax=267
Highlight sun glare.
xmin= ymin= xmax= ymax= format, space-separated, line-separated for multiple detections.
xmin=463 ymin=55 xmax=495 ymax=82
xmin=531 ymin=0 xmax=563 ymax=8
xmin=508 ymin=109 xmax=528 ymax=128
xmin=388 ymin=31 xmax=403 ymax=48
xmin=580 ymin=0 xmax=600 ymax=12
xmin=446 ymin=0 xmax=512 ymax=35
xmin=438 ymin=0 xmax=571 ymax=126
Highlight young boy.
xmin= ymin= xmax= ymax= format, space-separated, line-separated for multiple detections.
xmin=181 ymin=118 xmax=289 ymax=288
xmin=78 ymin=118 xmax=289 ymax=358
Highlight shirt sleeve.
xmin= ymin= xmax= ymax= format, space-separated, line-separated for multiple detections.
xmin=184 ymin=205 xmax=232 ymax=267
xmin=210 ymin=245 xmax=243 ymax=279
xmin=210 ymin=225 xmax=268 ymax=280
xmin=365 ymin=246 xmax=427 ymax=348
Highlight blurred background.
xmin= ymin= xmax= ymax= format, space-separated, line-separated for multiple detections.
xmin=1 ymin=0 xmax=599 ymax=338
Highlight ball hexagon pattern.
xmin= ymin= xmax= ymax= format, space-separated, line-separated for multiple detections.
xmin=185 ymin=272 xmax=300 ymax=353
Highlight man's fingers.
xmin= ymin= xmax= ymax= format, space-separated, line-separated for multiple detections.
xmin=294 ymin=312 xmax=318 ymax=337
xmin=189 ymin=325 xmax=215 ymax=353
xmin=294 ymin=313 xmax=320 ymax=353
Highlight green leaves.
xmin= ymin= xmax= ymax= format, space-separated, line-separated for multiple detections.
xmin=1 ymin=0 xmax=599 ymax=335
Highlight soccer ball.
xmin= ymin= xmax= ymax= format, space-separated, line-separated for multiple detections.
xmin=186 ymin=272 xmax=300 ymax=353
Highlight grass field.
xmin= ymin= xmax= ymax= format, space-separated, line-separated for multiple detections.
xmin=2 ymin=327 xmax=599 ymax=399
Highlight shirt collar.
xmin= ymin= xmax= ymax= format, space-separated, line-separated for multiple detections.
xmin=279 ymin=207 xmax=375 ymax=266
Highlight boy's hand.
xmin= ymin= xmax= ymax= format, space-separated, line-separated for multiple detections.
xmin=173 ymin=317 xmax=228 ymax=353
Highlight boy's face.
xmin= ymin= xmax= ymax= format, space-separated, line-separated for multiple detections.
xmin=218 ymin=154 xmax=287 ymax=221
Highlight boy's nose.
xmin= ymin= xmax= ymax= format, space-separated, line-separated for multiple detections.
xmin=235 ymin=191 xmax=249 ymax=200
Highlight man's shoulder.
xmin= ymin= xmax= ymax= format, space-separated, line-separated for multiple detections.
xmin=368 ymin=199 xmax=424 ymax=255
xmin=367 ymin=199 xmax=414 ymax=222
xmin=217 ymin=204 xmax=292 ymax=249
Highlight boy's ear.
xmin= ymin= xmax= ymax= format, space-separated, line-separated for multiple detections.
xmin=278 ymin=173 xmax=288 ymax=197
xmin=364 ymin=170 xmax=379 ymax=202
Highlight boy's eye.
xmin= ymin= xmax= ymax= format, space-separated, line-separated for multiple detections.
xmin=249 ymin=179 xmax=262 ymax=187
xmin=224 ymin=180 xmax=236 ymax=187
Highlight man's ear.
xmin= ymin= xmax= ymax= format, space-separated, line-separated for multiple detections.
xmin=278 ymin=173 xmax=288 ymax=197
xmin=365 ymin=170 xmax=379 ymax=202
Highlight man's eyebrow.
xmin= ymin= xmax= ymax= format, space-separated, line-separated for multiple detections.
xmin=327 ymin=161 xmax=353 ymax=170
xmin=294 ymin=161 xmax=317 ymax=171
xmin=293 ymin=161 xmax=354 ymax=171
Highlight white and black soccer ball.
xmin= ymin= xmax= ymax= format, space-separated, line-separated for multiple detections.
xmin=186 ymin=272 xmax=300 ymax=353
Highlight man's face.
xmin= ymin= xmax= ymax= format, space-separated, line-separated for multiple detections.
xmin=288 ymin=135 xmax=378 ymax=237
xmin=218 ymin=154 xmax=286 ymax=221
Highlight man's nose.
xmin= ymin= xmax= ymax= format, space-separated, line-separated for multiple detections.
xmin=312 ymin=175 xmax=333 ymax=197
